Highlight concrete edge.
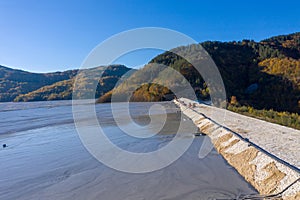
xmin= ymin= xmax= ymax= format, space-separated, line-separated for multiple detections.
xmin=174 ymin=99 xmax=300 ymax=200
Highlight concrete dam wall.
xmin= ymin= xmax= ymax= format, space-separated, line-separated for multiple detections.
xmin=175 ymin=98 xmax=300 ymax=200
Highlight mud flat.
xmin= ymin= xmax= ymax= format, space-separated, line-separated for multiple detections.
xmin=175 ymin=98 xmax=300 ymax=200
xmin=0 ymin=101 xmax=257 ymax=200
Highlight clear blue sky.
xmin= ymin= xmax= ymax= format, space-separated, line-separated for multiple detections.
xmin=0 ymin=0 xmax=300 ymax=72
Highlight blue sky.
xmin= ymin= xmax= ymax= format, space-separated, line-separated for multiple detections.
xmin=0 ymin=0 xmax=300 ymax=72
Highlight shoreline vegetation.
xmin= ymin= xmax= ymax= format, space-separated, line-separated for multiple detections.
xmin=227 ymin=104 xmax=300 ymax=130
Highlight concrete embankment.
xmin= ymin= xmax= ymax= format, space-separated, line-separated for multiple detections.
xmin=175 ymin=98 xmax=300 ymax=199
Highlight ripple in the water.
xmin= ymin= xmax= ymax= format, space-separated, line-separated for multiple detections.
xmin=179 ymin=189 xmax=237 ymax=200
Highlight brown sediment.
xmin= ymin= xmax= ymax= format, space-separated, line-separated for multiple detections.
xmin=201 ymin=123 xmax=217 ymax=134
xmin=213 ymin=133 xmax=233 ymax=150
xmin=260 ymin=162 xmax=286 ymax=194
xmin=224 ymin=148 xmax=259 ymax=191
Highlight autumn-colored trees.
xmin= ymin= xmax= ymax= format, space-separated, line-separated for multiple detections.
xmin=13 ymin=65 xmax=131 ymax=102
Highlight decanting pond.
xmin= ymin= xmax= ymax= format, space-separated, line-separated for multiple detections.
xmin=0 ymin=101 xmax=257 ymax=200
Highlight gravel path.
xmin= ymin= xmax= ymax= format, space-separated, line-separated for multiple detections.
xmin=181 ymin=98 xmax=300 ymax=170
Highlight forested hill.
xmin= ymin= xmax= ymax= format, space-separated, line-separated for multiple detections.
xmin=2 ymin=32 xmax=300 ymax=116
xmin=0 ymin=65 xmax=78 ymax=102
xmin=0 ymin=65 xmax=131 ymax=102
xmin=203 ymin=32 xmax=300 ymax=113
xmin=99 ymin=32 xmax=300 ymax=114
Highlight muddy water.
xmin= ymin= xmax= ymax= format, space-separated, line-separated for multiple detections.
xmin=0 ymin=101 xmax=257 ymax=199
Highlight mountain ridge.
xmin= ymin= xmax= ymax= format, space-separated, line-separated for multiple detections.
xmin=1 ymin=32 xmax=300 ymax=116
xmin=0 ymin=65 xmax=131 ymax=102
xmin=99 ymin=32 xmax=300 ymax=114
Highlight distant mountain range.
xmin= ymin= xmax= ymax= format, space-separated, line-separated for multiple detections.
xmin=0 ymin=65 xmax=131 ymax=102
xmin=1 ymin=32 xmax=300 ymax=115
